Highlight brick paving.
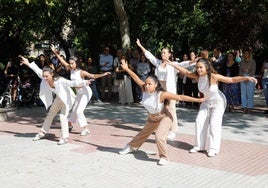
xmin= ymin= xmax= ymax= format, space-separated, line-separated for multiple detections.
xmin=0 ymin=95 xmax=267 ymax=187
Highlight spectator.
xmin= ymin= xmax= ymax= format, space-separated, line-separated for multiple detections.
xmin=4 ymin=59 xmax=19 ymax=104
xmin=129 ymin=49 xmax=140 ymax=103
xmin=239 ymin=49 xmax=256 ymax=114
xmin=113 ymin=49 xmax=123 ymax=94
xmin=261 ymin=58 xmax=268 ymax=117
xmin=136 ymin=54 xmax=151 ymax=100
xmin=181 ymin=52 xmax=199 ymax=107
xmin=99 ymin=46 xmax=113 ymax=101
xmin=221 ymin=52 xmax=241 ymax=112
xmin=86 ymin=57 xmax=102 ymax=103
xmin=114 ymin=55 xmax=133 ymax=105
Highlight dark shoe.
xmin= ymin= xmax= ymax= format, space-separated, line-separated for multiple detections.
xmin=68 ymin=122 xmax=73 ymax=132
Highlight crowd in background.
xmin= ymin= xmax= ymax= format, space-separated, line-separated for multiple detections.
xmin=0 ymin=45 xmax=268 ymax=117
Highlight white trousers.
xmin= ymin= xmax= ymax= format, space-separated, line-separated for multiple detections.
xmin=69 ymin=87 xmax=92 ymax=127
xmin=194 ymin=94 xmax=226 ymax=153
xmin=41 ymin=96 xmax=69 ymax=139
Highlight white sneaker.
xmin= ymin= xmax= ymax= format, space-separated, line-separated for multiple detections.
xmin=189 ymin=147 xmax=199 ymax=153
xmin=119 ymin=145 xmax=134 ymax=155
xmin=158 ymin=158 xmax=169 ymax=165
xmin=167 ymin=131 xmax=176 ymax=140
xmin=189 ymin=147 xmax=205 ymax=153
xmin=33 ymin=132 xmax=45 ymax=141
xmin=80 ymin=129 xmax=90 ymax=136
xmin=207 ymin=150 xmax=218 ymax=157
xmin=57 ymin=138 xmax=68 ymax=145
xmin=95 ymin=99 xmax=103 ymax=104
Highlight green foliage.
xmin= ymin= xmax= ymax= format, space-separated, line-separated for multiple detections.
xmin=0 ymin=0 xmax=267 ymax=61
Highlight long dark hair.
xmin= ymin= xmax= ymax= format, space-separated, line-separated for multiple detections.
xmin=145 ymin=74 xmax=169 ymax=105
xmin=196 ymin=58 xmax=217 ymax=87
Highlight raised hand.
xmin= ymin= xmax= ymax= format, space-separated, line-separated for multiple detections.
xmin=18 ymin=55 xmax=30 ymax=66
xmin=120 ymin=58 xmax=128 ymax=70
xmin=136 ymin=38 xmax=141 ymax=47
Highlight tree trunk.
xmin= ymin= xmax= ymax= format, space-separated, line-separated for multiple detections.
xmin=113 ymin=0 xmax=131 ymax=52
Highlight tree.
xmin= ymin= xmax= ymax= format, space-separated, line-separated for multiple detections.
xmin=113 ymin=0 xmax=130 ymax=52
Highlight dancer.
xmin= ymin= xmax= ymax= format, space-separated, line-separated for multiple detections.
xmin=51 ymin=44 xmax=111 ymax=135
xmin=167 ymin=58 xmax=257 ymax=157
xmin=19 ymin=55 xmax=91 ymax=145
xmin=136 ymin=39 xmax=179 ymax=140
xmin=118 ymin=57 xmax=204 ymax=165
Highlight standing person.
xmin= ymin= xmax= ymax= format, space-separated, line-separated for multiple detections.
xmin=136 ymin=39 xmax=179 ymax=140
xmin=211 ymin=47 xmax=225 ymax=75
xmin=180 ymin=52 xmax=199 ymax=107
xmin=239 ymin=49 xmax=256 ymax=114
xmin=37 ymin=54 xmax=49 ymax=69
xmin=167 ymin=58 xmax=257 ymax=157
xmin=136 ymin=54 xmax=151 ymax=100
xmin=51 ymin=45 xmax=110 ymax=136
xmin=118 ymin=58 xmax=203 ymax=165
xmin=261 ymin=58 xmax=268 ymax=117
xmin=85 ymin=57 xmax=102 ymax=103
xmin=221 ymin=52 xmax=241 ymax=112
xmin=129 ymin=49 xmax=140 ymax=103
xmin=4 ymin=59 xmax=19 ymax=105
xmin=99 ymin=46 xmax=113 ymax=102
xmin=19 ymin=55 xmax=91 ymax=145
xmin=114 ymin=55 xmax=133 ymax=105
xmin=113 ymin=49 xmax=124 ymax=95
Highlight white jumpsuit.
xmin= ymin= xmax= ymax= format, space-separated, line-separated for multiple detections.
xmin=194 ymin=76 xmax=226 ymax=154
xmin=69 ymin=69 xmax=92 ymax=127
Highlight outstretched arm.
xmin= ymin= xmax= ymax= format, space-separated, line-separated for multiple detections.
xmin=120 ymin=58 xmax=144 ymax=88
xmin=50 ymin=44 xmax=70 ymax=71
xmin=167 ymin=60 xmax=198 ymax=80
xmin=214 ymin=74 xmax=257 ymax=84
xmin=161 ymin=91 xmax=204 ymax=103
xmin=81 ymin=70 xmax=111 ymax=79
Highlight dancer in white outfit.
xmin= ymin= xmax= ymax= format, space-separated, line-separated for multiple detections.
xmin=51 ymin=45 xmax=110 ymax=135
xmin=136 ymin=39 xmax=179 ymax=140
xmin=19 ymin=55 xmax=91 ymax=145
xmin=167 ymin=58 xmax=257 ymax=157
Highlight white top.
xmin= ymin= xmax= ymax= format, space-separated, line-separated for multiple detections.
xmin=198 ymin=76 xmax=225 ymax=104
xmin=141 ymin=91 xmax=164 ymax=114
xmin=145 ymin=51 xmax=178 ymax=94
xmin=157 ymin=66 xmax=167 ymax=81
xmin=29 ymin=62 xmax=87 ymax=109
xmin=70 ymin=69 xmax=92 ymax=99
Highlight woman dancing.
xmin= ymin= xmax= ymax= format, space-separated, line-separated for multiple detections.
xmin=167 ymin=58 xmax=257 ymax=157
xmin=118 ymin=57 xmax=204 ymax=165
xmin=19 ymin=55 xmax=91 ymax=145
xmin=51 ymin=44 xmax=110 ymax=136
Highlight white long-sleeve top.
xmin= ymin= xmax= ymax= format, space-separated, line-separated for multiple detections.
xmin=145 ymin=51 xmax=178 ymax=94
xmin=29 ymin=62 xmax=87 ymax=110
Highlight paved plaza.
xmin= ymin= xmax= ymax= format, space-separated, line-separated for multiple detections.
xmin=0 ymin=93 xmax=267 ymax=188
